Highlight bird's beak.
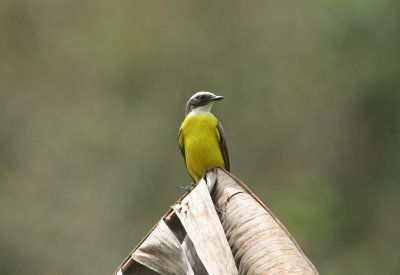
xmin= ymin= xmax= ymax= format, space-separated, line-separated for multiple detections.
xmin=212 ymin=95 xmax=224 ymax=101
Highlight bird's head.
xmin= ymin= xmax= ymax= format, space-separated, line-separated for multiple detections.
xmin=185 ymin=91 xmax=224 ymax=115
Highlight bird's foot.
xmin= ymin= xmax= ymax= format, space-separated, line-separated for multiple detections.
xmin=180 ymin=182 xmax=196 ymax=192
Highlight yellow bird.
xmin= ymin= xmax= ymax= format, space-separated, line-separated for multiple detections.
xmin=179 ymin=91 xmax=230 ymax=183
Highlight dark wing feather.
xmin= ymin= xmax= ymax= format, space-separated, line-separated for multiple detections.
xmin=178 ymin=128 xmax=185 ymax=159
xmin=216 ymin=121 xmax=230 ymax=171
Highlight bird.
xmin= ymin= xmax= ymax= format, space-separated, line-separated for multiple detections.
xmin=178 ymin=91 xmax=230 ymax=183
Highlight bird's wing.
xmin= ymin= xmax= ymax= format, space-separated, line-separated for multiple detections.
xmin=178 ymin=128 xmax=185 ymax=159
xmin=216 ymin=121 xmax=230 ymax=171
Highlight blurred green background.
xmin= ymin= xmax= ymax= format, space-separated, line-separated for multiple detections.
xmin=1 ymin=1 xmax=399 ymax=274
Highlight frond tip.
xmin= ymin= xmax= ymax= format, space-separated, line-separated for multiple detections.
xmin=114 ymin=168 xmax=318 ymax=275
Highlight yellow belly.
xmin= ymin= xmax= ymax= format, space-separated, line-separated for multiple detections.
xmin=180 ymin=114 xmax=225 ymax=182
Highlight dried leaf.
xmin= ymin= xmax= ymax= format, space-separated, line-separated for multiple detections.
xmin=114 ymin=169 xmax=318 ymax=275
xmin=131 ymin=219 xmax=194 ymax=274
xmin=172 ymin=180 xmax=238 ymax=275
xmin=211 ymin=169 xmax=318 ymax=274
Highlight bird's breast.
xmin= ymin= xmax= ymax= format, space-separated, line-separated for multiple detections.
xmin=181 ymin=114 xmax=218 ymax=144
xmin=180 ymin=114 xmax=224 ymax=181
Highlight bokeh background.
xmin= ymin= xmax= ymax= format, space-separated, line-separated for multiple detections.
xmin=1 ymin=1 xmax=399 ymax=274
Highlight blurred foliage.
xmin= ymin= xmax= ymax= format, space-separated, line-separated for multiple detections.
xmin=1 ymin=0 xmax=399 ymax=274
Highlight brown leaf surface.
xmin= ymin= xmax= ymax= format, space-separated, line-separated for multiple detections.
xmin=115 ymin=169 xmax=318 ymax=275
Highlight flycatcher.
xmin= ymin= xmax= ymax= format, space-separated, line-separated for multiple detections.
xmin=179 ymin=91 xmax=230 ymax=183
